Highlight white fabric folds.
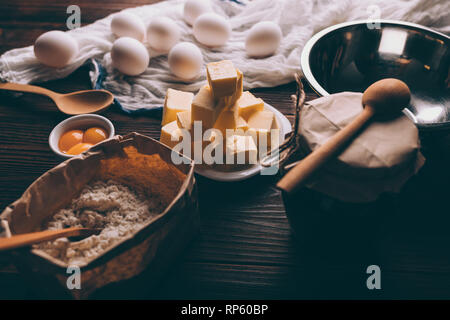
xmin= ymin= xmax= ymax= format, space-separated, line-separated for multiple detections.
xmin=0 ymin=0 xmax=449 ymax=112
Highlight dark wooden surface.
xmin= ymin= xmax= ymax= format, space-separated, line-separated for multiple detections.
xmin=1 ymin=0 xmax=450 ymax=299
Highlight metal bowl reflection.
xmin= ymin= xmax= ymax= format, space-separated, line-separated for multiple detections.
xmin=301 ymin=20 xmax=449 ymax=130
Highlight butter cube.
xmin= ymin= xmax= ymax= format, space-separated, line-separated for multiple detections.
xmin=207 ymin=60 xmax=238 ymax=99
xmin=248 ymin=110 xmax=274 ymax=130
xmin=162 ymin=89 xmax=194 ymax=125
xmin=247 ymin=110 xmax=276 ymax=149
xmin=191 ymin=85 xmax=217 ymax=130
xmin=213 ymin=108 xmax=239 ymax=136
xmin=235 ymin=91 xmax=265 ymax=120
xmin=160 ymin=120 xmax=183 ymax=149
xmin=236 ymin=116 xmax=248 ymax=131
xmin=176 ymin=110 xmax=192 ymax=132
xmin=225 ymin=134 xmax=258 ymax=166
xmin=235 ymin=69 xmax=244 ymax=101
xmin=220 ymin=68 xmax=243 ymax=109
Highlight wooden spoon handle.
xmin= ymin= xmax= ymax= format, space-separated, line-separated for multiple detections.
xmin=0 ymin=227 xmax=95 ymax=251
xmin=0 ymin=82 xmax=57 ymax=99
xmin=277 ymin=106 xmax=375 ymax=194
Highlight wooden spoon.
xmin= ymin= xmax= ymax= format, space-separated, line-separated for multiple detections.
xmin=0 ymin=227 xmax=101 ymax=251
xmin=277 ymin=78 xmax=411 ymax=194
xmin=0 ymin=82 xmax=114 ymax=115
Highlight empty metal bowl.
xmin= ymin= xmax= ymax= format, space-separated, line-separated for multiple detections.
xmin=301 ymin=20 xmax=449 ymax=131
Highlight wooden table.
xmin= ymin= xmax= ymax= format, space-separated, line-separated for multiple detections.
xmin=1 ymin=0 xmax=449 ymax=299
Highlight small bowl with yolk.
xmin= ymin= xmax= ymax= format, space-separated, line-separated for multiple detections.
xmin=49 ymin=114 xmax=115 ymax=158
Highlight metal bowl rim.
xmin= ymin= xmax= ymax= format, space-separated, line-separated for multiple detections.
xmin=300 ymin=19 xmax=450 ymax=130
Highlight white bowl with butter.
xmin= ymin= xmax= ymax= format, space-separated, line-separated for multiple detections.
xmin=159 ymin=59 xmax=292 ymax=182
xmin=194 ymin=102 xmax=291 ymax=182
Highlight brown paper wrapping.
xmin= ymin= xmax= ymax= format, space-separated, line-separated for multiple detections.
xmin=298 ymin=92 xmax=425 ymax=203
xmin=0 ymin=132 xmax=199 ymax=298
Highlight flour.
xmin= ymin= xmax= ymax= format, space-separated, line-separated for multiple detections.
xmin=35 ymin=180 xmax=158 ymax=265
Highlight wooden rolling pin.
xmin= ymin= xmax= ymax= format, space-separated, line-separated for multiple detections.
xmin=0 ymin=227 xmax=100 ymax=251
xmin=277 ymin=78 xmax=411 ymax=194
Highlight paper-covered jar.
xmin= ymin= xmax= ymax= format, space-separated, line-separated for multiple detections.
xmin=281 ymin=92 xmax=425 ymax=246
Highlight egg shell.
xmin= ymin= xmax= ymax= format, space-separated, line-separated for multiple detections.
xmin=183 ymin=0 xmax=212 ymax=26
xmin=147 ymin=17 xmax=181 ymax=53
xmin=34 ymin=30 xmax=78 ymax=68
xmin=111 ymin=12 xmax=146 ymax=42
xmin=168 ymin=42 xmax=203 ymax=81
xmin=245 ymin=21 xmax=282 ymax=58
xmin=193 ymin=13 xmax=231 ymax=47
xmin=111 ymin=37 xmax=150 ymax=76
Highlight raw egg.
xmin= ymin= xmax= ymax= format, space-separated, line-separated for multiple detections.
xmin=168 ymin=42 xmax=203 ymax=80
xmin=58 ymin=130 xmax=83 ymax=153
xmin=66 ymin=143 xmax=93 ymax=155
xmin=110 ymin=12 xmax=146 ymax=42
xmin=58 ymin=126 xmax=108 ymax=155
xmin=84 ymin=127 xmax=108 ymax=145
xmin=245 ymin=21 xmax=282 ymax=58
xmin=183 ymin=0 xmax=212 ymax=26
xmin=34 ymin=30 xmax=78 ymax=68
xmin=193 ymin=13 xmax=231 ymax=47
xmin=111 ymin=37 xmax=150 ymax=76
xmin=147 ymin=17 xmax=180 ymax=52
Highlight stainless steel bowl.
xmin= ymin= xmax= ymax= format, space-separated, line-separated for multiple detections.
xmin=301 ymin=20 xmax=449 ymax=130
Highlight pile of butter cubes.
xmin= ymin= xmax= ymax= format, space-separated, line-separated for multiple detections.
xmin=160 ymin=60 xmax=279 ymax=168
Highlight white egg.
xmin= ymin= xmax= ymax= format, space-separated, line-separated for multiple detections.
xmin=183 ymin=0 xmax=212 ymax=26
xmin=193 ymin=13 xmax=231 ymax=47
xmin=245 ymin=21 xmax=282 ymax=58
xmin=110 ymin=12 xmax=146 ymax=42
xmin=111 ymin=37 xmax=150 ymax=76
xmin=147 ymin=17 xmax=180 ymax=53
xmin=168 ymin=42 xmax=203 ymax=81
xmin=34 ymin=31 xmax=78 ymax=68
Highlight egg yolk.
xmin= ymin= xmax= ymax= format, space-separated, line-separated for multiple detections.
xmin=83 ymin=127 xmax=108 ymax=145
xmin=66 ymin=143 xmax=93 ymax=155
xmin=59 ymin=130 xmax=83 ymax=153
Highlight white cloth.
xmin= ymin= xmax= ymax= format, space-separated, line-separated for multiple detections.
xmin=1 ymin=0 xmax=449 ymax=112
